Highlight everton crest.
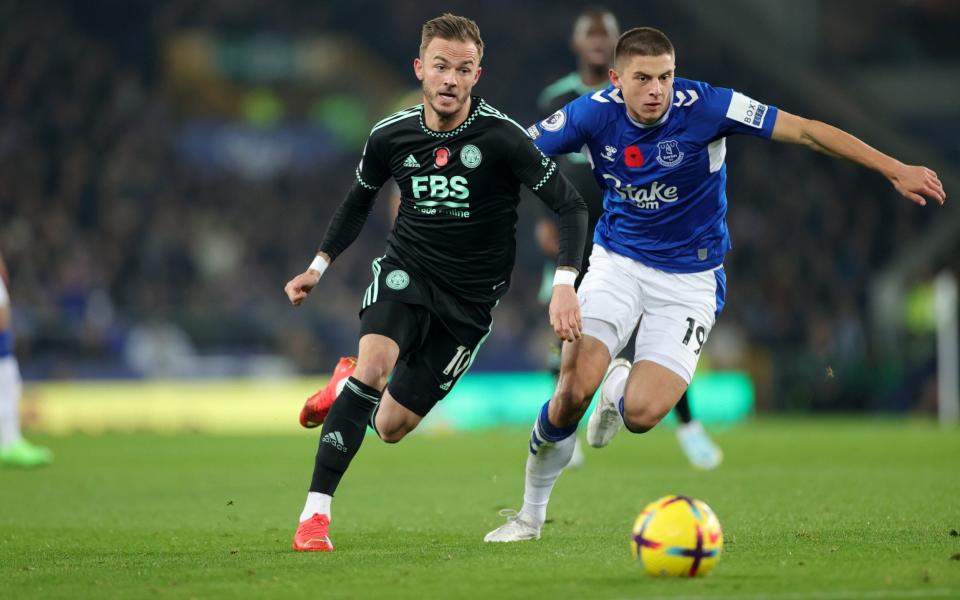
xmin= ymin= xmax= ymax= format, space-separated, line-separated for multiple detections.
xmin=656 ymin=140 xmax=684 ymax=168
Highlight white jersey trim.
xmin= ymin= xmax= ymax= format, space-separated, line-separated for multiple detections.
xmin=476 ymin=105 xmax=529 ymax=135
xmin=707 ymin=138 xmax=726 ymax=173
xmin=370 ymin=106 xmax=422 ymax=133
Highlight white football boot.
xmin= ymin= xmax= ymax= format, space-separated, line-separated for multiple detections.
xmin=483 ymin=510 xmax=541 ymax=543
xmin=676 ymin=421 xmax=723 ymax=470
xmin=586 ymin=358 xmax=630 ymax=448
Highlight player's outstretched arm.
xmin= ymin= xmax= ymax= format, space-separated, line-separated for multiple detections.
xmin=283 ymin=181 xmax=380 ymax=306
xmin=771 ymin=111 xmax=946 ymax=206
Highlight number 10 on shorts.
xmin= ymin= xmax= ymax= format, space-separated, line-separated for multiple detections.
xmin=444 ymin=345 xmax=472 ymax=377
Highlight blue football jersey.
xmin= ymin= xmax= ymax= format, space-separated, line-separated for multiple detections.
xmin=529 ymin=77 xmax=778 ymax=273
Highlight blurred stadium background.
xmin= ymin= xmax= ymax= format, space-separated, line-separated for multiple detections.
xmin=2 ymin=1 xmax=960 ymax=598
xmin=1 ymin=0 xmax=958 ymax=429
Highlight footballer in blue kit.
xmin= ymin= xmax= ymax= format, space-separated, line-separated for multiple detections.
xmin=485 ymin=26 xmax=945 ymax=543
xmin=532 ymin=75 xmax=774 ymax=274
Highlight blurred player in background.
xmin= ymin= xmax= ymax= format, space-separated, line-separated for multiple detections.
xmin=283 ymin=14 xmax=588 ymax=552
xmin=486 ymin=26 xmax=945 ymax=542
xmin=0 ymin=251 xmax=52 ymax=468
xmin=534 ymin=7 xmax=722 ymax=471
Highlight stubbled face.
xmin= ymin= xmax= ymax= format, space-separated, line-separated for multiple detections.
xmin=610 ymin=53 xmax=675 ymax=124
xmin=572 ymin=14 xmax=618 ymax=69
xmin=414 ymin=38 xmax=482 ymax=119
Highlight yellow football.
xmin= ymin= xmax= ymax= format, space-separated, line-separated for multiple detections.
xmin=630 ymin=495 xmax=723 ymax=577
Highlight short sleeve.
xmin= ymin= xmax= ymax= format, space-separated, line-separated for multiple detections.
xmin=698 ymin=82 xmax=779 ymax=140
xmin=528 ymin=92 xmax=599 ymax=157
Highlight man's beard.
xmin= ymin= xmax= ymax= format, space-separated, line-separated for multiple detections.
xmin=424 ymin=83 xmax=464 ymax=118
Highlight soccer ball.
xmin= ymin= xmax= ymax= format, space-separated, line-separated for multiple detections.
xmin=630 ymin=495 xmax=723 ymax=577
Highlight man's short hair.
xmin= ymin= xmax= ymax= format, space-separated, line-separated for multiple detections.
xmin=420 ymin=13 xmax=484 ymax=61
xmin=614 ymin=27 xmax=674 ymax=65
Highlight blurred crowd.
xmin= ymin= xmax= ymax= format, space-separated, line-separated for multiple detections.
xmin=0 ymin=0 xmax=954 ymax=411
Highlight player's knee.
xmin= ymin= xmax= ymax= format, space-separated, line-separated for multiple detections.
xmin=620 ymin=402 xmax=665 ymax=434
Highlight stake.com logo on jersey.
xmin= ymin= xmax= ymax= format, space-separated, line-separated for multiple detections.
xmin=602 ymin=174 xmax=679 ymax=210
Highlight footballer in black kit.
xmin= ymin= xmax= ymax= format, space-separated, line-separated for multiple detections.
xmin=336 ymin=96 xmax=586 ymax=414
xmin=284 ymin=14 xmax=587 ymax=552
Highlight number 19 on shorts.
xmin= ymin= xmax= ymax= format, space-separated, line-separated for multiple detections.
xmin=682 ymin=318 xmax=706 ymax=355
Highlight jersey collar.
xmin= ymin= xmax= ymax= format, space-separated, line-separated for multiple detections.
xmin=419 ymin=97 xmax=483 ymax=139
xmin=626 ymin=104 xmax=672 ymax=130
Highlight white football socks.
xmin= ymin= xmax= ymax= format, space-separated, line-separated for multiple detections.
xmin=300 ymin=491 xmax=332 ymax=522
xmin=0 ymin=356 xmax=23 ymax=448
xmin=602 ymin=363 xmax=629 ymax=411
xmin=520 ymin=425 xmax=577 ymax=527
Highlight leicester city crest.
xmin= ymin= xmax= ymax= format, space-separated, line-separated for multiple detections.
xmin=461 ymin=144 xmax=482 ymax=168
xmin=385 ymin=270 xmax=410 ymax=290
xmin=656 ymin=139 xmax=684 ymax=168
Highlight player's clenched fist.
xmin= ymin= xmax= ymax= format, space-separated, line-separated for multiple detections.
xmin=284 ymin=271 xmax=321 ymax=306
xmin=549 ymin=284 xmax=582 ymax=342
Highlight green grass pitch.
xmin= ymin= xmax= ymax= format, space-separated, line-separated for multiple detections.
xmin=2 ymin=419 xmax=959 ymax=599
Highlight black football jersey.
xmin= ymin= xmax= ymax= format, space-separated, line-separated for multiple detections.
xmin=355 ymin=97 xmax=572 ymax=303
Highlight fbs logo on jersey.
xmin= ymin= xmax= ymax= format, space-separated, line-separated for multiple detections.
xmin=411 ymin=175 xmax=470 ymax=200
xmin=434 ymin=147 xmax=450 ymax=168
xmin=624 ymin=145 xmax=644 ymax=168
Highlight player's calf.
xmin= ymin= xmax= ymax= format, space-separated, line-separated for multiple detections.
xmin=370 ymin=391 xmax=423 ymax=443
xmin=551 ymin=336 xmax=612 ymax=427
xmin=549 ymin=384 xmax=594 ymax=427
xmin=619 ymin=360 xmax=688 ymax=434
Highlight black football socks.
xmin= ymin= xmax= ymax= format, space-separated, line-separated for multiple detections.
xmin=309 ymin=377 xmax=382 ymax=495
